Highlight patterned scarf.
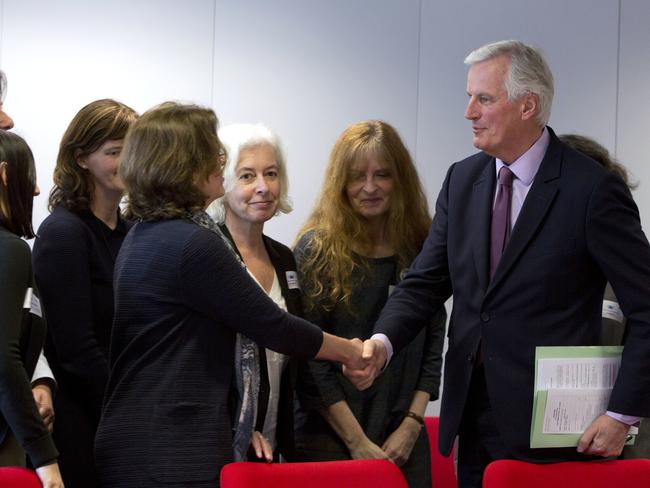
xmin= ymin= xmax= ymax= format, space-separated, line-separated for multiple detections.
xmin=188 ymin=210 xmax=260 ymax=462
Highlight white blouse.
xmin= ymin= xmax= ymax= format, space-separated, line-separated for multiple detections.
xmin=246 ymin=269 xmax=288 ymax=451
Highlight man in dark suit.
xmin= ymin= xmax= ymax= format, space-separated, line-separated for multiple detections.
xmin=345 ymin=40 xmax=650 ymax=487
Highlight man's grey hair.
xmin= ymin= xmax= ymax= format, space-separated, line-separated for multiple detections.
xmin=465 ymin=40 xmax=554 ymax=126
xmin=206 ymin=122 xmax=292 ymax=223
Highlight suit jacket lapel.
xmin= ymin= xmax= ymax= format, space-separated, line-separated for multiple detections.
xmin=471 ymin=157 xmax=496 ymax=295
xmin=487 ymin=130 xmax=563 ymax=295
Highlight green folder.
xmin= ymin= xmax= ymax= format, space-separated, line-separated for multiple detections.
xmin=530 ymin=345 xmax=635 ymax=448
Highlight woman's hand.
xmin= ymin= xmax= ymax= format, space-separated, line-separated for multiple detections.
xmin=250 ymin=431 xmax=273 ymax=463
xmin=381 ymin=418 xmax=421 ymax=466
xmin=320 ymin=401 xmax=389 ymax=461
xmin=36 ymin=463 xmax=64 ymax=488
xmin=32 ymin=384 xmax=55 ymax=432
xmin=348 ymin=435 xmax=391 ymax=460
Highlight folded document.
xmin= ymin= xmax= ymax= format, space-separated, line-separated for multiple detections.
xmin=530 ymin=346 xmax=636 ymax=448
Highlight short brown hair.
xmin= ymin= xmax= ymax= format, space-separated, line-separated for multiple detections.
xmin=0 ymin=130 xmax=37 ymax=238
xmin=120 ymin=102 xmax=222 ymax=220
xmin=49 ymin=99 xmax=137 ymax=212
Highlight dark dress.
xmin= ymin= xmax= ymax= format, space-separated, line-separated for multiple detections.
xmin=32 ymin=205 xmax=129 ymax=486
xmin=219 ymin=225 xmax=303 ymax=460
xmin=0 ymin=224 xmax=58 ymax=468
xmin=292 ymin=234 xmax=446 ymax=487
xmin=94 ymin=219 xmax=323 ymax=488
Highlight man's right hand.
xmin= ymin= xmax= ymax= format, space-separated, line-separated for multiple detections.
xmin=342 ymin=339 xmax=387 ymax=391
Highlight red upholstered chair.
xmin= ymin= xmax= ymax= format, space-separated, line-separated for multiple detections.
xmin=482 ymin=459 xmax=650 ymax=488
xmin=0 ymin=467 xmax=41 ymax=488
xmin=220 ymin=459 xmax=408 ymax=488
xmin=425 ymin=416 xmax=457 ymax=488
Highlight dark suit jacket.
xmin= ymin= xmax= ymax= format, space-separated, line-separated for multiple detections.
xmin=219 ymin=225 xmax=303 ymax=460
xmin=600 ymin=286 xmax=650 ymax=458
xmin=374 ymin=128 xmax=650 ymax=462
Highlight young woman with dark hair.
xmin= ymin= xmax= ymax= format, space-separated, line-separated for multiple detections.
xmin=0 ymin=130 xmax=63 ymax=488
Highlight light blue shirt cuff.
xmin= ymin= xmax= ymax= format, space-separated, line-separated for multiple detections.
xmin=370 ymin=333 xmax=393 ymax=370
xmin=606 ymin=411 xmax=641 ymax=425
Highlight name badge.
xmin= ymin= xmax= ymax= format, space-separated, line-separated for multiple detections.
xmin=602 ymin=299 xmax=624 ymax=323
xmin=23 ymin=288 xmax=43 ymax=318
xmin=286 ymin=271 xmax=300 ymax=290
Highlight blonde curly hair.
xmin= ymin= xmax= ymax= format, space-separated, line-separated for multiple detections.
xmin=295 ymin=120 xmax=431 ymax=310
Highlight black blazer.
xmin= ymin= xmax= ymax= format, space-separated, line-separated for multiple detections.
xmin=374 ymin=128 xmax=650 ymax=462
xmin=0 ymin=225 xmax=58 ymax=467
xmin=219 ymin=225 xmax=303 ymax=459
xmin=261 ymin=234 xmax=304 ymax=459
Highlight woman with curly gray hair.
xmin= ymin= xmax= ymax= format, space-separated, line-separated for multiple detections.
xmin=206 ymin=123 xmax=299 ymax=462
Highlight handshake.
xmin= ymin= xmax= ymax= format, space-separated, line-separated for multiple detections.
xmin=341 ymin=338 xmax=388 ymax=391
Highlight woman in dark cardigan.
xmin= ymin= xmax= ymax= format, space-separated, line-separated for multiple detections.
xmin=32 ymin=99 xmax=137 ymax=487
xmin=0 ymin=130 xmax=62 ymax=487
xmin=94 ymin=102 xmax=365 ymax=488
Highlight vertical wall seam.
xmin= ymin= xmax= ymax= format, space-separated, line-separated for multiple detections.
xmin=0 ymin=0 xmax=4 ymax=67
xmin=210 ymin=0 xmax=217 ymax=107
xmin=614 ymin=0 xmax=622 ymax=156
xmin=414 ymin=0 xmax=423 ymax=159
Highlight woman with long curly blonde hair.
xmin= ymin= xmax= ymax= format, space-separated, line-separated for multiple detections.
xmin=293 ymin=120 xmax=446 ymax=487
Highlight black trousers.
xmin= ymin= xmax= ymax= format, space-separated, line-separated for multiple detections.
xmin=53 ymin=390 xmax=101 ymax=488
xmin=457 ymin=364 xmax=510 ymax=488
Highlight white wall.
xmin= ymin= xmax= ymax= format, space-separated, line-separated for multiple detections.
xmin=0 ymin=0 xmax=216 ymax=226
xmin=619 ymin=0 xmax=650 ymax=230
xmin=2 ymin=0 xmax=649 ymax=417
xmin=212 ymin=0 xmax=422 ymax=238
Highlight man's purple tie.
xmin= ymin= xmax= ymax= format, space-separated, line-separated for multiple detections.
xmin=490 ymin=166 xmax=514 ymax=279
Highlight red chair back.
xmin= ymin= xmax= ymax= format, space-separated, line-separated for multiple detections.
xmin=0 ymin=467 xmax=41 ymax=488
xmin=424 ymin=416 xmax=457 ymax=488
xmin=221 ymin=459 xmax=408 ymax=488
xmin=483 ymin=459 xmax=650 ymax=488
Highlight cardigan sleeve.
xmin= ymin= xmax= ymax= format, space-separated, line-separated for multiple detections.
xmin=179 ymin=227 xmax=323 ymax=359
xmin=0 ymin=235 xmax=58 ymax=467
